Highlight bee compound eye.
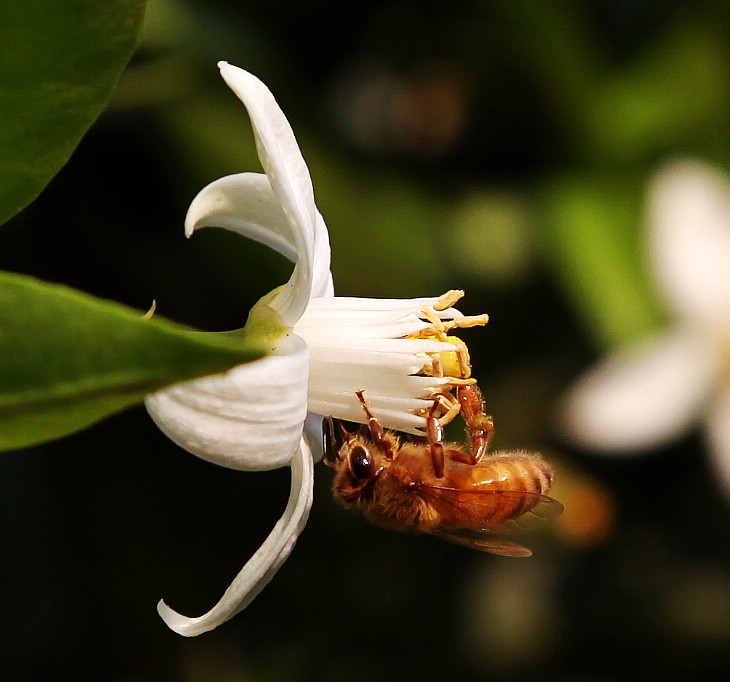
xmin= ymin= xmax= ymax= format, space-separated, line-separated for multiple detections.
xmin=348 ymin=445 xmax=375 ymax=480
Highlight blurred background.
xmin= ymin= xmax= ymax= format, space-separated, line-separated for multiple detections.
xmin=2 ymin=0 xmax=730 ymax=680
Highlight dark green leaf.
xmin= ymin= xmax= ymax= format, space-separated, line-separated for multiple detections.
xmin=0 ymin=0 xmax=146 ymax=225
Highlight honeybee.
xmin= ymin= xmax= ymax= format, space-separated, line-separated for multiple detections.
xmin=323 ymin=385 xmax=561 ymax=556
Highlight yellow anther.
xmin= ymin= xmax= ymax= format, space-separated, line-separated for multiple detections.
xmin=436 ymin=335 xmax=471 ymax=379
xmin=408 ymin=291 xmax=489 ymax=428
xmin=434 ymin=289 xmax=465 ymax=311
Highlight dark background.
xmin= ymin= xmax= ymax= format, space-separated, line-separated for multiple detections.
xmin=2 ymin=1 xmax=730 ymax=680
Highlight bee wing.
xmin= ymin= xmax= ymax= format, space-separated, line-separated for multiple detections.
xmin=417 ymin=484 xmax=563 ymax=530
xmin=429 ymin=526 xmax=534 ymax=557
xmin=414 ymin=485 xmax=562 ymax=556
xmin=502 ymin=493 xmax=564 ymax=532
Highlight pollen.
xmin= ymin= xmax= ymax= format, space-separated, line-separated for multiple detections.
xmin=436 ymin=336 xmax=472 ymax=379
xmin=408 ymin=291 xmax=490 ymax=428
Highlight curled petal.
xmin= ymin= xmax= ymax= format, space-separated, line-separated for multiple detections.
xmin=184 ymin=173 xmax=333 ymax=305
xmin=218 ymin=62 xmax=320 ymax=325
xmin=312 ymin=213 xmax=334 ymax=298
xmin=145 ymin=335 xmax=309 ymax=471
xmin=185 ymin=172 xmax=297 ymax=261
xmin=561 ymin=328 xmax=719 ymax=452
xmin=648 ymin=160 xmax=730 ymax=331
xmin=158 ymin=438 xmax=314 ymax=636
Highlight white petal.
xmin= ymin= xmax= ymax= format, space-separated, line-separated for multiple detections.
xmin=648 ymin=159 xmax=730 ymax=330
xmin=302 ymin=296 xmax=465 ymax=313
xmin=303 ymin=412 xmax=325 ymax=462
xmin=185 ymin=172 xmax=298 ymax=261
xmin=561 ymin=328 xmax=719 ymax=453
xmin=307 ymin=344 xmax=456 ymax=433
xmin=145 ymin=335 xmax=309 ymax=471
xmin=296 ymin=295 xmax=468 ymax=435
xmin=706 ymin=384 xmax=730 ymax=498
xmin=157 ymin=438 xmax=314 ymax=636
xmin=312 ymin=213 xmax=334 ymax=299
xmin=184 ymin=173 xmax=333 ymax=306
xmin=218 ymin=62 xmax=321 ymax=325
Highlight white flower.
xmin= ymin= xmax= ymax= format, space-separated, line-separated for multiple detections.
xmin=145 ymin=62 xmax=487 ymax=636
xmin=561 ymin=159 xmax=730 ymax=493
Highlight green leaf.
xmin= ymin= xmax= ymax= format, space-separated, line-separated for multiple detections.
xmin=0 ymin=0 xmax=146 ymax=226
xmin=0 ymin=271 xmax=272 ymax=451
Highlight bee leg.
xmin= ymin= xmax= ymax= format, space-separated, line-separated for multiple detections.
xmin=322 ymin=416 xmax=338 ymax=467
xmin=457 ymin=383 xmax=494 ymax=462
xmin=322 ymin=416 xmax=350 ymax=467
xmin=426 ymin=402 xmax=446 ymax=478
xmin=356 ymin=390 xmax=394 ymax=459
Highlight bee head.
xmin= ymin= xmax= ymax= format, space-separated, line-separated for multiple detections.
xmin=323 ymin=416 xmax=384 ymax=506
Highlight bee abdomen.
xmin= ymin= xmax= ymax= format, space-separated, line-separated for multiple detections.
xmin=489 ymin=452 xmax=554 ymax=493
xmin=473 ymin=452 xmax=554 ymax=522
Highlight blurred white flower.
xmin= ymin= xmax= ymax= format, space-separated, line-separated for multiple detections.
xmin=562 ymin=159 xmax=730 ymax=493
xmin=145 ymin=62 xmax=486 ymax=636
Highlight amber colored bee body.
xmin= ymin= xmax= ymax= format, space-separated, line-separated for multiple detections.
xmin=324 ymin=386 xmax=561 ymax=556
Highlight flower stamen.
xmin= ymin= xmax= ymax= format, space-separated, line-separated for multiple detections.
xmin=408 ymin=291 xmax=489 ymax=428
